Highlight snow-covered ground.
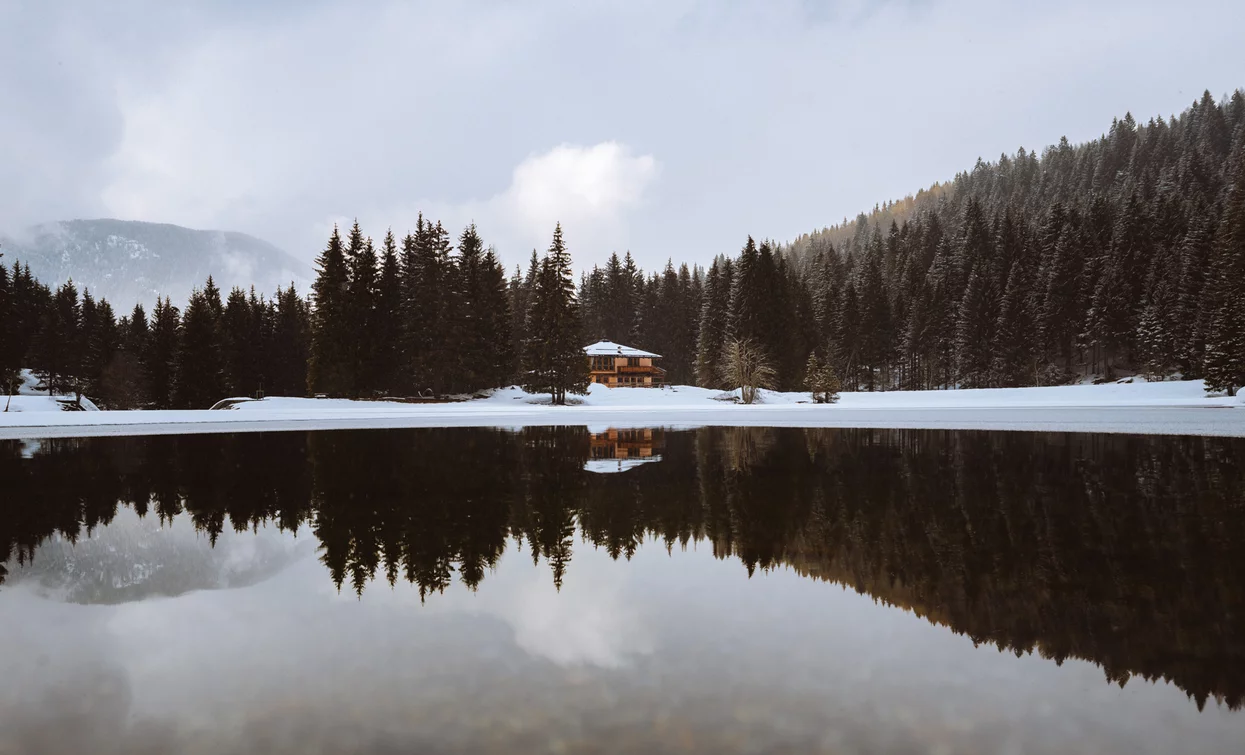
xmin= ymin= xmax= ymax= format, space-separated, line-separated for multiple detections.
xmin=1 ymin=379 xmax=1241 ymax=440
xmin=2 ymin=370 xmax=101 ymax=413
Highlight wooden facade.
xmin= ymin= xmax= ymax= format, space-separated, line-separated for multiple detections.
xmin=589 ymin=428 xmax=665 ymax=460
xmin=585 ymin=428 xmax=665 ymax=473
xmin=584 ymin=341 xmax=666 ymax=387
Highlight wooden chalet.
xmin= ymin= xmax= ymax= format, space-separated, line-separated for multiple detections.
xmin=585 ymin=428 xmax=665 ymax=473
xmin=584 ymin=340 xmax=666 ymax=387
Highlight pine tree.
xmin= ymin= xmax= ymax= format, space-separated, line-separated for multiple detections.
xmin=111 ymin=301 xmax=151 ymax=407
xmin=175 ymin=283 xmax=224 ymax=408
xmin=1136 ymin=238 xmax=1180 ymax=379
xmin=523 ymin=224 xmax=588 ymax=404
xmin=696 ymin=258 xmax=731 ymax=387
xmin=1203 ymin=161 xmax=1245 ymax=395
xmin=123 ymin=303 xmax=149 ymax=356
xmin=804 ymin=352 xmax=841 ymax=403
xmin=856 ymin=230 xmax=893 ymax=390
xmin=309 ymin=225 xmax=350 ymax=396
xmin=0 ymin=259 xmax=18 ymax=398
xmin=147 ymin=297 xmax=180 ymax=409
xmin=346 ymin=223 xmax=378 ymax=396
xmin=478 ymin=245 xmax=515 ymax=389
xmin=507 ymin=250 xmax=541 ymax=383
xmin=455 ymin=223 xmax=487 ymax=391
xmin=84 ymin=297 xmax=119 ymax=403
xmin=78 ymin=289 xmax=100 ymax=397
xmin=674 ymin=263 xmax=699 ymax=386
xmin=17 ymin=265 xmax=50 ymax=370
xmin=836 ymin=281 xmax=861 ymax=390
xmin=1177 ymin=209 xmax=1214 ymax=377
xmin=34 ymin=280 xmax=82 ymax=395
xmin=954 ymin=263 xmax=994 ymax=388
xmin=374 ymin=229 xmax=403 ymax=394
xmin=729 ymin=237 xmax=763 ymax=345
xmin=270 ymin=285 xmax=310 ymax=397
xmin=1085 ymin=193 xmax=1150 ymax=374
xmin=1037 ymin=208 xmax=1081 ymax=377
xmin=221 ymin=286 xmax=254 ymax=397
xmin=404 ymin=216 xmax=453 ymax=394
xmin=992 ymin=260 xmax=1037 ymax=387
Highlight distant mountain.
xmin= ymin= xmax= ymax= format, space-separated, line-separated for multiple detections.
xmin=2 ymin=508 xmax=310 ymax=605
xmin=0 ymin=219 xmax=313 ymax=307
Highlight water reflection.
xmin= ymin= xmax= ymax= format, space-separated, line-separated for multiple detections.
xmin=2 ymin=426 xmax=1245 ymax=716
xmin=586 ymin=428 xmax=665 ymax=473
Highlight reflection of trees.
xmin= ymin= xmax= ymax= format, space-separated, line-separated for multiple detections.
xmin=3 ymin=427 xmax=1245 ymax=708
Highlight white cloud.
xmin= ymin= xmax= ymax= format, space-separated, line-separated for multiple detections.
xmin=403 ymin=142 xmax=660 ymax=270
xmin=312 ymin=143 xmax=659 ymax=272
xmin=503 ymin=142 xmax=659 ymax=248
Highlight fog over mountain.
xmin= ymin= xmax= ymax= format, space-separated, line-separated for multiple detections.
xmin=0 ymin=219 xmax=312 ymax=307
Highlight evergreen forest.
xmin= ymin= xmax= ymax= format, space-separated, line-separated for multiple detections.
xmin=2 ymin=89 xmax=1244 ymax=407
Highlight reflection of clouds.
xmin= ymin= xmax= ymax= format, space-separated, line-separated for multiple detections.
xmin=4 ymin=510 xmax=312 ymax=604
xmin=373 ymin=541 xmax=657 ymax=668
xmin=3 ymin=528 xmax=1245 ymax=754
xmin=502 ymin=548 xmax=654 ymax=667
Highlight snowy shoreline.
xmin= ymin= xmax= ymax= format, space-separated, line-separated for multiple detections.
xmin=1 ymin=381 xmax=1241 ymax=440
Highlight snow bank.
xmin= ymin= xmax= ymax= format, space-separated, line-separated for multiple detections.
xmin=833 ymin=379 xmax=1230 ymax=409
xmin=3 ymin=370 xmax=102 ymax=412
xmin=0 ymin=380 xmax=1240 ymax=440
xmin=2 ymin=395 xmax=100 ymax=413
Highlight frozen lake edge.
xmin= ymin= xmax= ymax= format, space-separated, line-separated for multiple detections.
xmin=1 ymin=403 xmax=1241 ymax=440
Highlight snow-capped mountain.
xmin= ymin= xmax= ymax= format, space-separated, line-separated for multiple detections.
xmin=2 ymin=508 xmax=311 ymax=604
xmin=0 ymin=219 xmax=313 ymax=307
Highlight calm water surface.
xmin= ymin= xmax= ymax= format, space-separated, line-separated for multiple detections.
xmin=2 ymin=426 xmax=1244 ymax=754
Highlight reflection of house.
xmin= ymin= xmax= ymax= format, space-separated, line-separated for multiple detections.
xmin=584 ymin=428 xmax=665 ymax=473
xmin=584 ymin=340 xmax=665 ymax=387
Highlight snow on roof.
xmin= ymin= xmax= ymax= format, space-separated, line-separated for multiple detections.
xmin=583 ymin=457 xmax=663 ymax=474
xmin=583 ymin=340 xmax=661 ymax=358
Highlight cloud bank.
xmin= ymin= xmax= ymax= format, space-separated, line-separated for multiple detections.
xmin=3 ymin=0 xmax=1244 ymax=273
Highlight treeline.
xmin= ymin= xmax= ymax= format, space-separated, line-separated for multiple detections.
xmin=0 ymin=255 xmax=310 ymax=409
xmin=779 ymin=89 xmax=1245 ymax=394
xmin=4 ymin=427 xmax=1244 ymax=709
xmin=4 ymin=89 xmax=1243 ymax=404
xmin=569 ymin=89 xmax=1245 ymax=396
xmin=307 ymin=218 xmax=586 ymax=403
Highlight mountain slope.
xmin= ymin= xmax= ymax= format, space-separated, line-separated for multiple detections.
xmin=0 ymin=219 xmax=313 ymax=307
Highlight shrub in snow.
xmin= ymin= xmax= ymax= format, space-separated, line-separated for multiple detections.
xmin=804 ymin=353 xmax=841 ymax=404
xmin=718 ymin=338 xmax=775 ymax=405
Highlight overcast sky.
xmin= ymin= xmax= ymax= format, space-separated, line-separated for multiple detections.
xmin=3 ymin=0 xmax=1243 ymax=273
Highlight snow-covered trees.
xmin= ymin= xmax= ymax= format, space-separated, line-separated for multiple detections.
xmin=0 ymin=259 xmax=19 ymax=398
xmin=804 ymin=352 xmax=841 ymax=403
xmin=1203 ymin=161 xmax=1245 ymax=396
xmin=773 ymin=88 xmax=1245 ymax=393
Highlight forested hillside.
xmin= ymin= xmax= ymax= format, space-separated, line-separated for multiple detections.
xmin=2 ymin=89 xmax=1243 ymax=407
xmin=598 ymin=88 xmax=1245 ymax=394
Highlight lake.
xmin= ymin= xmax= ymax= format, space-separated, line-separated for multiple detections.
xmin=2 ymin=426 xmax=1244 ymax=754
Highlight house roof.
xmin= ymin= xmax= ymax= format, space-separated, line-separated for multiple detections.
xmin=583 ymin=340 xmax=661 ymax=358
xmin=583 ymin=457 xmax=663 ymax=474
